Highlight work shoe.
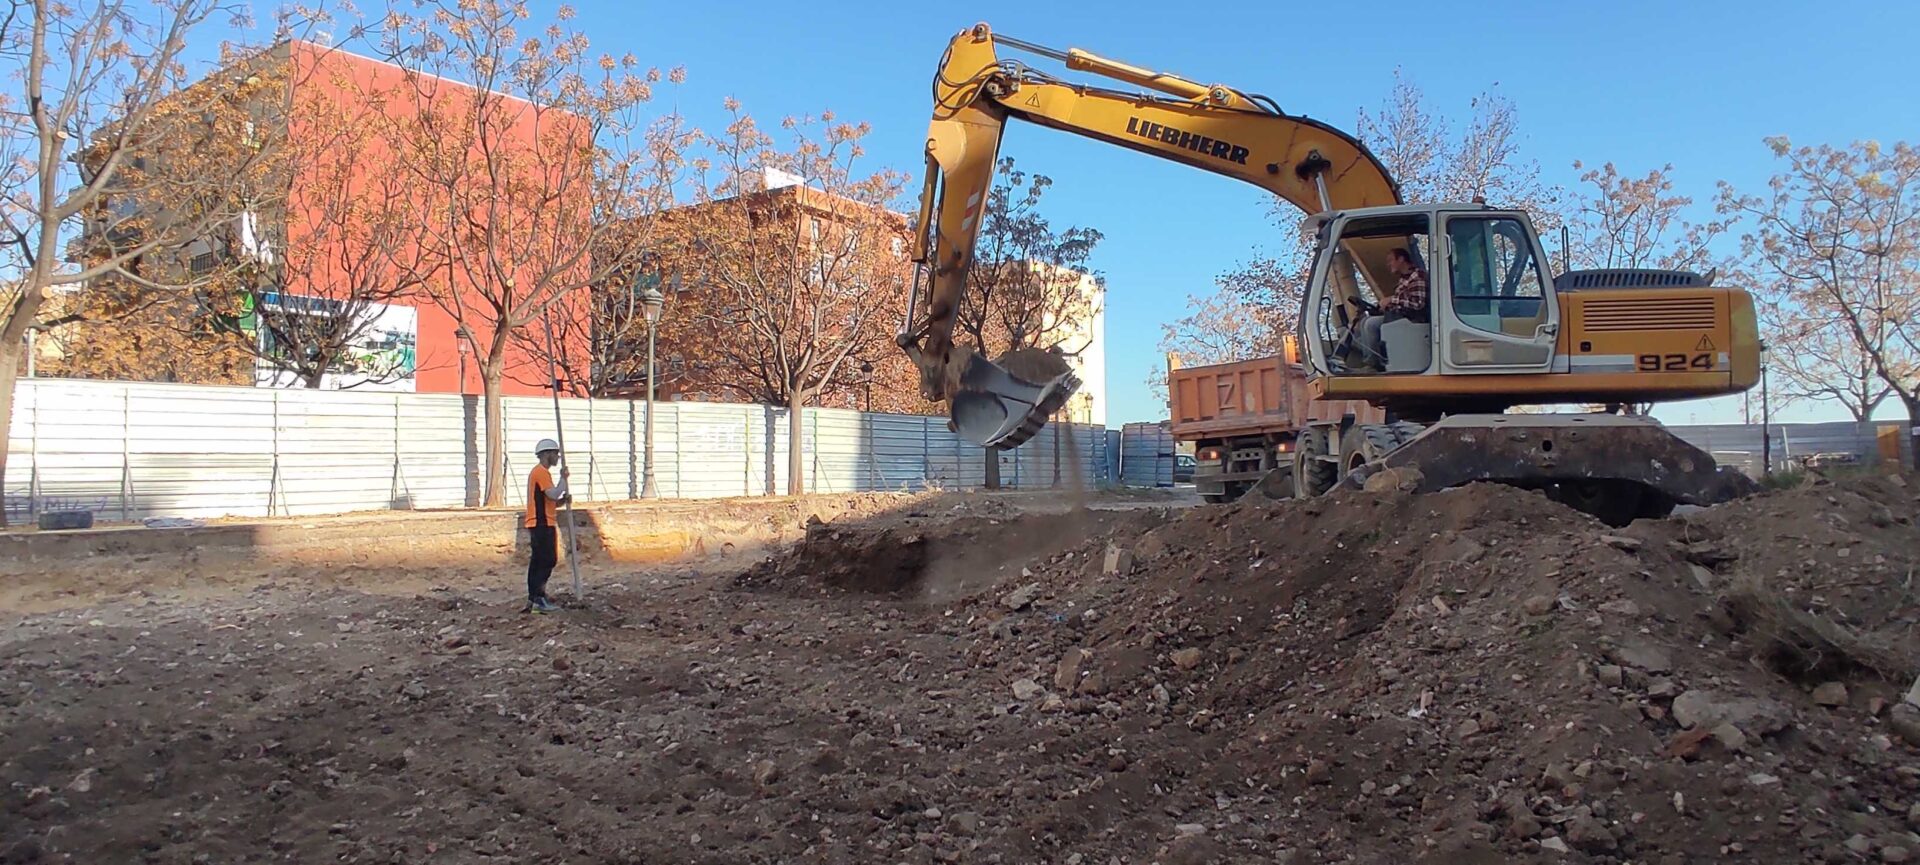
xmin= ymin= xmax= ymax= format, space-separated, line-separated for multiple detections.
xmin=534 ymin=597 xmax=560 ymax=613
xmin=526 ymin=598 xmax=551 ymax=614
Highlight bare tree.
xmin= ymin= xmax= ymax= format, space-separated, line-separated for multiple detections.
xmin=953 ymin=157 xmax=1102 ymax=487
xmin=1718 ymin=137 xmax=1920 ymax=457
xmin=1566 ymin=161 xmax=1728 ymax=273
xmin=662 ymin=103 xmax=908 ymax=495
xmin=375 ymin=0 xmax=677 ymax=505
xmin=0 ymin=0 xmax=270 ymax=526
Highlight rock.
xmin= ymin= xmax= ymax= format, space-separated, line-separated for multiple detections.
xmin=1174 ymin=823 xmax=1207 ymax=837
xmin=1600 ymin=535 xmax=1643 ymax=552
xmin=1812 ymin=682 xmax=1849 ymax=707
xmin=1681 ymin=541 xmax=1737 ymax=566
xmin=1687 ymin=564 xmax=1717 ymax=591
xmin=67 ymin=768 xmax=95 ymax=793
xmin=400 ymin=681 xmax=427 ymax=700
xmin=1596 ymin=665 xmax=1625 ymax=687
xmin=1565 ymin=812 xmax=1617 ymax=852
xmin=1747 ymin=773 xmax=1780 ymax=787
xmin=1598 ymin=599 xmax=1641 ymax=616
xmin=1011 ymin=678 xmax=1045 ymax=701
xmin=1888 ymin=702 xmax=1920 ymax=746
xmin=1540 ymin=836 xmax=1571 ymax=854
xmin=442 ymin=635 xmax=470 ymax=650
xmin=1647 ymin=677 xmax=1681 ymax=699
xmin=1304 ymin=758 xmax=1331 ymax=785
xmin=1608 ymin=639 xmax=1673 ymax=674
xmin=1908 ymin=802 xmax=1920 ymax=830
xmin=945 ymin=812 xmax=981 ymax=836
xmin=1454 ymin=718 xmax=1483 ymax=740
xmin=1522 ymin=595 xmax=1554 ymax=616
xmin=335 ymin=621 xmax=355 ymax=633
xmin=1671 ymin=690 xmax=1791 ymax=735
xmin=1869 ymin=697 xmax=1888 ymax=716
xmin=1076 ymin=670 xmax=1108 ymax=696
xmin=752 ymin=759 xmax=781 ymax=786
xmin=1151 ymin=683 xmax=1171 ymax=711
xmin=551 ymin=656 xmax=572 ymax=672
xmin=1363 ymin=466 xmax=1424 ymax=493
xmin=1846 ymin=835 xmax=1874 ymax=855
xmin=1710 ymin=724 xmax=1748 ymax=752
xmin=1041 ymin=693 xmax=1067 ymax=713
xmin=1002 ymin=583 xmax=1043 ymax=611
xmin=1102 ymin=544 xmax=1135 ymax=576
xmin=1055 ymin=648 xmax=1091 ymax=691
xmin=1885 ymin=847 xmax=1912 ymax=864
xmin=1171 ymin=648 xmax=1203 ymax=670
xmin=1905 ymin=674 xmax=1920 ymax=708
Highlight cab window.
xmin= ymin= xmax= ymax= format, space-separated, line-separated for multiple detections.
xmin=1446 ymin=217 xmax=1547 ymax=334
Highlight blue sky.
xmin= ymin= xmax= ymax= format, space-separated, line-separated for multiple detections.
xmin=214 ymin=0 xmax=1919 ymax=425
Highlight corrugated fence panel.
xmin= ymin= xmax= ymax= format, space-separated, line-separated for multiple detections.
xmin=127 ymin=384 xmax=277 ymax=518
xmin=4 ymin=378 xmax=1150 ymax=520
xmin=1120 ymin=422 xmax=1175 ymax=487
xmin=396 ymin=394 xmax=475 ymax=510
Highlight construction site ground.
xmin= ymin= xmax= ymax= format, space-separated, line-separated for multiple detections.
xmin=5 ymin=475 xmax=1920 ymax=864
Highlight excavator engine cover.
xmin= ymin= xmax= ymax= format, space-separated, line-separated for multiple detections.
xmin=950 ymin=349 xmax=1080 ymax=450
xmin=1339 ymin=414 xmax=1758 ymax=525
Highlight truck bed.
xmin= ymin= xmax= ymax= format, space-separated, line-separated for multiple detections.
xmin=1168 ymin=355 xmax=1379 ymax=442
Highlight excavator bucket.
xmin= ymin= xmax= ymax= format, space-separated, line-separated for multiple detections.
xmin=950 ymin=351 xmax=1081 ymax=450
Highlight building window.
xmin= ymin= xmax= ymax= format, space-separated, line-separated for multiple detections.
xmin=189 ymin=251 xmax=217 ymax=275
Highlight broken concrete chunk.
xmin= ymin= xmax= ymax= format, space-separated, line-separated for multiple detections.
xmin=1170 ymin=648 xmax=1203 ymax=670
xmin=1001 ymin=583 xmax=1043 ymax=611
xmin=1102 ymin=544 xmax=1135 ymax=576
xmin=1054 ymin=648 xmax=1091 ymax=692
xmin=1011 ymin=678 xmax=1045 ymax=701
xmin=1600 ymin=535 xmax=1643 ymax=552
xmin=1811 ymin=681 xmax=1848 ymax=707
xmin=1671 ymin=689 xmax=1791 ymax=736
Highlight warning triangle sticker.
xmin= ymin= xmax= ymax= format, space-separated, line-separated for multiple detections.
xmin=1695 ymin=335 xmax=1715 ymax=352
xmin=1024 ymin=93 xmax=1041 ymax=107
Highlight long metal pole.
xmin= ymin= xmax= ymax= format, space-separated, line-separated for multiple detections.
xmin=641 ymin=318 xmax=658 ymax=497
xmin=541 ymin=311 xmax=584 ymax=599
xmin=1761 ymin=359 xmax=1772 ymax=476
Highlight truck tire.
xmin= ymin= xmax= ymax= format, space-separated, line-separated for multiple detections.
xmin=1340 ymin=423 xmax=1406 ymax=476
xmin=1294 ymin=426 xmax=1338 ymax=498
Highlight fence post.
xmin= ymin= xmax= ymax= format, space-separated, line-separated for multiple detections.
xmin=120 ymin=386 xmax=131 ymax=521
xmin=267 ymin=390 xmax=282 ymax=517
xmin=26 ymin=382 xmax=38 ymax=519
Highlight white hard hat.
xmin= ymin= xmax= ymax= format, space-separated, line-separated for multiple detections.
xmin=533 ymin=438 xmax=561 ymax=455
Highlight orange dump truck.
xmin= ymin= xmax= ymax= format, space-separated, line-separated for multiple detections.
xmin=1168 ymin=344 xmax=1384 ymax=503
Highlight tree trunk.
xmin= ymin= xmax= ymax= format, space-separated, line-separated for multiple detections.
xmin=1051 ymin=414 xmax=1062 ymax=488
xmin=303 ymin=368 xmax=325 ymax=388
xmin=0 ymin=282 xmax=45 ymax=529
xmin=1905 ymin=395 xmax=1920 ymax=471
xmin=480 ymin=359 xmax=506 ymax=507
xmin=984 ymin=448 xmax=1001 ymax=490
xmin=788 ymin=388 xmax=805 ymax=496
xmin=0 ymin=337 xmax=22 ymax=528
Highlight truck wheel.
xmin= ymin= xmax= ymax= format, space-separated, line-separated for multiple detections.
xmin=1294 ymin=427 xmax=1338 ymax=497
xmin=1340 ymin=424 xmax=1405 ymax=476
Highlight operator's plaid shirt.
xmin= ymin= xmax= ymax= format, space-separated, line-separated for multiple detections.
xmin=1385 ymin=268 xmax=1429 ymax=316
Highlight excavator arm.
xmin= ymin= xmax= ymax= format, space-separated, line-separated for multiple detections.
xmin=900 ymin=23 xmax=1402 ymax=448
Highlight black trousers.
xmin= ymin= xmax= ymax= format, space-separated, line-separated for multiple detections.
xmin=526 ymin=525 xmax=557 ymax=601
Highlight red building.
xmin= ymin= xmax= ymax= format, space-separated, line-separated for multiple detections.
xmin=93 ymin=41 xmax=590 ymax=396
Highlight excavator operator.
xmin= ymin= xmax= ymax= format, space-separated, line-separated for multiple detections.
xmin=1352 ymin=249 xmax=1429 ymax=371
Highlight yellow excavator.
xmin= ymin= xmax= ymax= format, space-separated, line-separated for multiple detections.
xmin=898 ymin=23 xmax=1761 ymax=523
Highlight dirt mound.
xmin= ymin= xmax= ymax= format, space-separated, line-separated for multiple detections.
xmin=878 ymin=473 xmax=1920 ymax=863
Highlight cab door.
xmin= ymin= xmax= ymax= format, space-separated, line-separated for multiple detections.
xmin=1436 ymin=212 xmax=1559 ymax=373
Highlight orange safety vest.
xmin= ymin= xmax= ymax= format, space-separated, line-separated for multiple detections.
xmin=524 ymin=465 xmax=558 ymax=529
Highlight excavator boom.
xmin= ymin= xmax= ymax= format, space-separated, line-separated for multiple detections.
xmin=900 ymin=23 xmax=1400 ymax=448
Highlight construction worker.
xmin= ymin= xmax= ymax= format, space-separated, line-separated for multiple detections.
xmin=524 ymin=438 xmax=571 ymax=613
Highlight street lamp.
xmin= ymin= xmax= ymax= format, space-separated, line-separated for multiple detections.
xmin=639 ymin=276 xmax=666 ymax=498
xmin=859 ymin=359 xmax=874 ymax=412
xmin=1759 ymin=340 xmax=1772 ymax=476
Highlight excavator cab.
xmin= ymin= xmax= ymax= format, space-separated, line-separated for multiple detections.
xmin=1300 ymin=204 xmax=1562 ymax=399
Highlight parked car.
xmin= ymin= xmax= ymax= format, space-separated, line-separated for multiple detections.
xmin=1173 ymin=453 xmax=1196 ymax=483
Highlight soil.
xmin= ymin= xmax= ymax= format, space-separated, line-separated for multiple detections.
xmin=4 ymin=473 xmax=1919 ymax=864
